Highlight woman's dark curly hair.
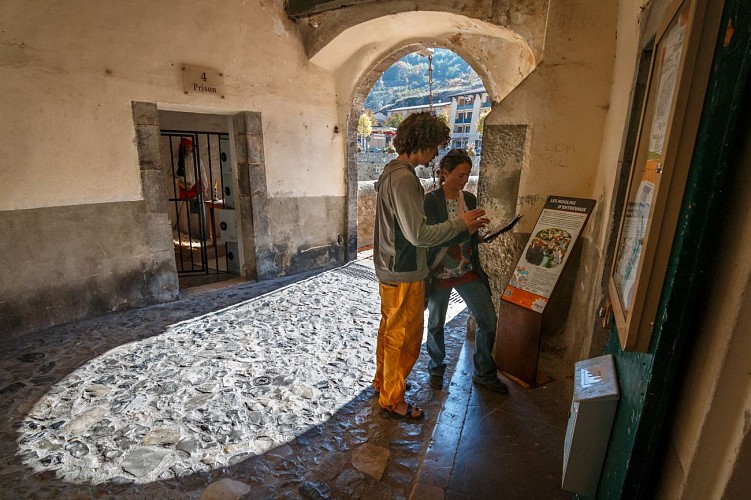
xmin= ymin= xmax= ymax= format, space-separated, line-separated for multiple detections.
xmin=393 ymin=111 xmax=450 ymax=155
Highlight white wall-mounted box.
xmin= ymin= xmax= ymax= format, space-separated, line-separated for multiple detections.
xmin=562 ymin=354 xmax=620 ymax=497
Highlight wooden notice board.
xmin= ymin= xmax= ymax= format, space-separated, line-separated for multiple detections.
xmin=608 ymin=0 xmax=719 ymax=352
xmin=496 ymin=196 xmax=595 ymax=387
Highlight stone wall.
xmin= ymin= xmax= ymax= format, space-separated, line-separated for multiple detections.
xmin=356 ymin=154 xmax=480 ymax=181
xmin=0 ymin=202 xmax=178 ymax=338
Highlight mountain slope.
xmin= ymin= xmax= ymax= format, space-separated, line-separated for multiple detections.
xmin=365 ymin=49 xmax=482 ymax=111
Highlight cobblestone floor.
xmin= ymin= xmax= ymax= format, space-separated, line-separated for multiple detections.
xmin=0 ymin=260 xmax=469 ymax=499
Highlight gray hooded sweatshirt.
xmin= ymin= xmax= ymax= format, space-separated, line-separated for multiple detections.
xmin=373 ymin=158 xmax=467 ymax=283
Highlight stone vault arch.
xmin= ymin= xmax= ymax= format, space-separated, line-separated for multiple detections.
xmin=303 ymin=9 xmax=545 ymax=258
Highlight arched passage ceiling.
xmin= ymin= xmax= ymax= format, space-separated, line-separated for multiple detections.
xmin=306 ymin=10 xmax=541 ymax=107
xmin=295 ymin=0 xmax=549 ymax=63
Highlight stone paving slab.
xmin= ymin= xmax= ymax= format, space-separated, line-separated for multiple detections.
xmin=0 ymin=261 xmax=469 ymax=499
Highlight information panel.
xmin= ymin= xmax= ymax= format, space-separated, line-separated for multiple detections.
xmin=502 ymin=196 xmax=596 ymax=314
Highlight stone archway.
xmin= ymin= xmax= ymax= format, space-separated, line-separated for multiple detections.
xmin=296 ymin=7 xmax=543 ymax=262
xmin=345 ymin=38 xmax=536 ymax=293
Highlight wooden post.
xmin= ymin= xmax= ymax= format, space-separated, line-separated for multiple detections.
xmin=495 ymin=301 xmax=545 ymax=387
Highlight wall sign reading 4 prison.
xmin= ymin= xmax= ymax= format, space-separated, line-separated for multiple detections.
xmin=502 ymin=196 xmax=596 ymax=313
xmin=182 ymin=64 xmax=225 ymax=98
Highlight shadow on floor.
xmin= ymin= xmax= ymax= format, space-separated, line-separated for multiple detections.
xmin=1 ymin=259 xmax=575 ymax=499
xmin=413 ymin=337 xmax=574 ymax=499
xmin=0 ymin=263 xmax=465 ymax=498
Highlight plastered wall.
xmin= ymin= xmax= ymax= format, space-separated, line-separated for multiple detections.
xmin=0 ymin=0 xmax=348 ymax=336
xmin=0 ymin=0 xmax=344 ymax=208
xmin=561 ymin=0 xmax=655 ymax=360
xmin=488 ymin=1 xmax=617 ymax=225
xmin=481 ymin=0 xmax=618 ymax=351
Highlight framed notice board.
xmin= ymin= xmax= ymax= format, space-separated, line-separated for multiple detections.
xmin=608 ymin=0 xmax=720 ymax=351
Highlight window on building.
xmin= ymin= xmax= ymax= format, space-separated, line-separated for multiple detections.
xmin=458 ymin=96 xmax=475 ymax=106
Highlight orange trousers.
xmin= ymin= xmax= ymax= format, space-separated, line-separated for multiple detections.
xmin=373 ymin=280 xmax=425 ymax=408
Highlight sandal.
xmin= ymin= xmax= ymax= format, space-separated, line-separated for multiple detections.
xmin=383 ymin=401 xmax=425 ymax=420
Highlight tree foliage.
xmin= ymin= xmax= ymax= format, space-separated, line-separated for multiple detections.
xmin=437 ymin=109 xmax=449 ymax=127
xmin=364 ymin=109 xmax=376 ymax=125
xmin=357 ymin=114 xmax=372 ymax=137
xmin=385 ymin=113 xmax=405 ymax=128
xmin=477 ymin=108 xmax=491 ymax=135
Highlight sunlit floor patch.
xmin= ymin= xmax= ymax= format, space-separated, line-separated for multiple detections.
xmin=17 ymin=266 xmax=383 ymax=484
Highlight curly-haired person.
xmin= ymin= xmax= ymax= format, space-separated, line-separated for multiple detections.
xmin=372 ymin=112 xmax=489 ymax=419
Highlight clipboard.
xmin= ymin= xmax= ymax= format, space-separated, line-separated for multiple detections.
xmin=481 ymin=214 xmax=523 ymax=243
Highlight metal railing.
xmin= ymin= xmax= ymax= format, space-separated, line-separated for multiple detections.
xmin=162 ymin=130 xmax=231 ymax=276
